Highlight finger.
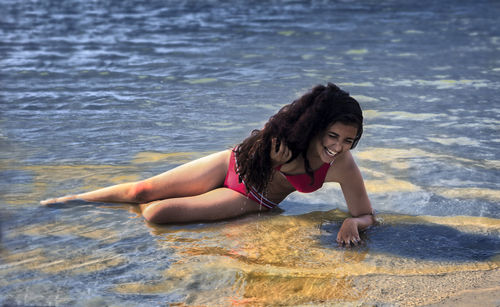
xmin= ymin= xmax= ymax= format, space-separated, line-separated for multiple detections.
xmin=271 ymin=138 xmax=277 ymax=152
xmin=336 ymin=237 xmax=343 ymax=246
xmin=280 ymin=142 xmax=292 ymax=162
xmin=352 ymin=236 xmax=363 ymax=246
xmin=278 ymin=140 xmax=287 ymax=155
xmin=337 ymin=237 xmax=348 ymax=247
xmin=284 ymin=144 xmax=291 ymax=159
xmin=342 ymin=239 xmax=353 ymax=248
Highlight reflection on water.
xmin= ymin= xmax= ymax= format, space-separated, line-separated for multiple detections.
xmin=2 ymin=195 xmax=499 ymax=305
xmin=1 ymin=0 xmax=500 ymax=305
xmin=116 ymin=212 xmax=499 ymax=306
xmin=1 ymin=152 xmax=499 ymax=306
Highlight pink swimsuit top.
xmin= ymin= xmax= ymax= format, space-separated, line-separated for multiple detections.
xmin=276 ymin=162 xmax=332 ymax=193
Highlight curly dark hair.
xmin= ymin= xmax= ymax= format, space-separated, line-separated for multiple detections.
xmin=234 ymin=83 xmax=363 ymax=195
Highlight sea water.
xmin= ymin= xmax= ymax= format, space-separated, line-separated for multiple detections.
xmin=1 ymin=0 xmax=499 ymax=306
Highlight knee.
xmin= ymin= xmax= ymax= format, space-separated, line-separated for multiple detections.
xmin=142 ymin=202 xmax=168 ymax=224
xmin=141 ymin=205 xmax=157 ymax=223
xmin=129 ymin=181 xmax=154 ymax=203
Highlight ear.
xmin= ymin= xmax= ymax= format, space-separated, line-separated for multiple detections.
xmin=351 ymin=125 xmax=362 ymax=149
xmin=351 ymin=138 xmax=360 ymax=149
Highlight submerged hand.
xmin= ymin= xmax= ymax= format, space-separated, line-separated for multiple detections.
xmin=270 ymin=138 xmax=292 ymax=166
xmin=336 ymin=218 xmax=361 ymax=247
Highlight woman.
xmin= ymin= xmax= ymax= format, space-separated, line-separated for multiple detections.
xmin=41 ymin=83 xmax=375 ymax=246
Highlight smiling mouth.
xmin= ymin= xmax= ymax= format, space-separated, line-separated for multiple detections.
xmin=325 ymin=147 xmax=337 ymax=157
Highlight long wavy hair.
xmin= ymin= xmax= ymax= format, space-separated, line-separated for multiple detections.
xmin=234 ymin=83 xmax=363 ymax=194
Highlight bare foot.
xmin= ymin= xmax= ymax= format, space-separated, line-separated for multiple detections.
xmin=40 ymin=195 xmax=78 ymax=205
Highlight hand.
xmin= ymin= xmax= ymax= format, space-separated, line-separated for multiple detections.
xmin=270 ymin=138 xmax=292 ymax=166
xmin=40 ymin=195 xmax=78 ymax=205
xmin=336 ymin=218 xmax=362 ymax=247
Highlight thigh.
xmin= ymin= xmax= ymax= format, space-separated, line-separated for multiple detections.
xmin=135 ymin=150 xmax=231 ymax=201
xmin=141 ymin=188 xmax=268 ymax=224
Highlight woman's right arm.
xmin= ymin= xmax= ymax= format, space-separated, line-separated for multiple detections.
xmin=326 ymin=152 xmax=375 ymax=246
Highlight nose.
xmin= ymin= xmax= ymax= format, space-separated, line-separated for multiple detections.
xmin=331 ymin=142 xmax=343 ymax=153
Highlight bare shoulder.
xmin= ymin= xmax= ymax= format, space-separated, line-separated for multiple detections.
xmin=325 ymin=151 xmax=359 ymax=183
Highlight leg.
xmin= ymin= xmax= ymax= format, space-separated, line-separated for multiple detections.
xmin=142 ymin=188 xmax=268 ymax=224
xmin=41 ymin=150 xmax=231 ymax=205
xmin=132 ymin=150 xmax=231 ymax=202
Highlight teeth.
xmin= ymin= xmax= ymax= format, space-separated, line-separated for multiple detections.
xmin=326 ymin=148 xmax=337 ymax=157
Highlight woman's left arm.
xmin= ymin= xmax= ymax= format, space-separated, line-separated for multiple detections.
xmin=327 ymin=152 xmax=375 ymax=246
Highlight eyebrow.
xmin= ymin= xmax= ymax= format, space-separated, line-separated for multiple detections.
xmin=328 ymin=131 xmax=356 ymax=140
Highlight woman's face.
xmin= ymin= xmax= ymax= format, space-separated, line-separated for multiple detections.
xmin=313 ymin=122 xmax=359 ymax=163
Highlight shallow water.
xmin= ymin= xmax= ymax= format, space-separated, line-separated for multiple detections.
xmin=1 ymin=0 xmax=499 ymax=306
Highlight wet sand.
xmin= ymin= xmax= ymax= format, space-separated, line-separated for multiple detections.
xmin=360 ymin=267 xmax=500 ymax=306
